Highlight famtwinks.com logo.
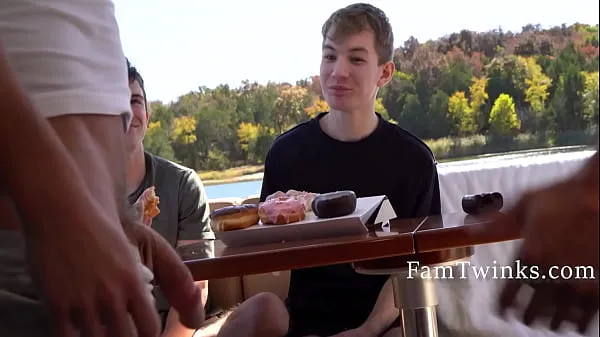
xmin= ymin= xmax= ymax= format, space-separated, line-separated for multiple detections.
xmin=406 ymin=260 xmax=597 ymax=281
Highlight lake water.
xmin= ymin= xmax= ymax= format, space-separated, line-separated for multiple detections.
xmin=204 ymin=146 xmax=591 ymax=200
xmin=205 ymin=179 xmax=263 ymax=200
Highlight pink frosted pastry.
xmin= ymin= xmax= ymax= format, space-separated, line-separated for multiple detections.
xmin=258 ymin=196 xmax=306 ymax=225
xmin=266 ymin=190 xmax=318 ymax=211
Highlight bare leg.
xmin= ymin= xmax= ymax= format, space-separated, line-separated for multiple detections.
xmin=193 ymin=313 xmax=231 ymax=337
xmin=217 ymin=292 xmax=289 ymax=337
xmin=381 ymin=328 xmax=402 ymax=337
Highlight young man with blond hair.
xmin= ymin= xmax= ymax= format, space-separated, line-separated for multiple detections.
xmin=217 ymin=3 xmax=441 ymax=337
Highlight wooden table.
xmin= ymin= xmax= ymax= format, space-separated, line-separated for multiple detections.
xmin=180 ymin=212 xmax=520 ymax=337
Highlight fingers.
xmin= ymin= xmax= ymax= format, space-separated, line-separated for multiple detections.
xmin=123 ymin=216 xmax=203 ymax=329
xmin=123 ymin=240 xmax=161 ymax=337
xmin=498 ymin=278 xmax=522 ymax=316
xmin=55 ymin=313 xmax=79 ymax=337
xmin=101 ymin=289 xmax=138 ymax=337
xmin=549 ymin=284 xmax=571 ymax=331
xmin=575 ymin=293 xmax=599 ymax=334
xmin=127 ymin=281 xmax=161 ymax=337
xmin=137 ymin=225 xmax=204 ymax=329
xmin=103 ymin=306 xmax=135 ymax=337
xmin=71 ymin=305 xmax=104 ymax=337
xmin=522 ymin=283 xmax=554 ymax=325
xmin=502 ymin=276 xmax=600 ymax=334
xmin=465 ymin=195 xmax=529 ymax=242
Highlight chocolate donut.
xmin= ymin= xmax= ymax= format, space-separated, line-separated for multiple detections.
xmin=311 ymin=190 xmax=357 ymax=219
xmin=461 ymin=192 xmax=503 ymax=215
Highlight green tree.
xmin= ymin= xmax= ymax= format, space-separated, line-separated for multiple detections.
xmin=399 ymin=94 xmax=428 ymax=136
xmin=131 ymin=23 xmax=600 ymax=174
xmin=272 ymin=85 xmax=310 ymax=134
xmin=519 ymin=56 xmax=552 ymax=130
xmin=581 ymin=71 xmax=599 ymax=127
xmin=143 ymin=121 xmax=175 ymax=161
xmin=489 ymin=93 xmax=521 ymax=135
xmin=448 ymin=91 xmax=475 ymax=136
xmin=468 ymin=76 xmax=489 ymax=132
xmin=427 ymin=90 xmax=452 ymax=138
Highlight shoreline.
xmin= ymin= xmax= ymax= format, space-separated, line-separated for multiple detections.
xmin=203 ymin=172 xmax=264 ymax=186
xmin=201 ymin=145 xmax=592 ymax=187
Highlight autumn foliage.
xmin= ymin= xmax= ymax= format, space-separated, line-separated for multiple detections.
xmin=143 ymin=23 xmax=599 ymax=171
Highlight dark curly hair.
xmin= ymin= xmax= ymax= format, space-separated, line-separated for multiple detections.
xmin=126 ymin=58 xmax=148 ymax=109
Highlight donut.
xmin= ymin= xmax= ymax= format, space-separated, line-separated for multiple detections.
xmin=258 ymin=196 xmax=306 ymax=225
xmin=265 ymin=191 xmax=287 ymax=200
xmin=461 ymin=192 xmax=503 ymax=215
xmin=311 ymin=190 xmax=357 ymax=219
xmin=141 ymin=186 xmax=160 ymax=219
xmin=266 ymin=190 xmax=318 ymax=211
xmin=285 ymin=189 xmax=318 ymax=211
xmin=210 ymin=204 xmax=260 ymax=231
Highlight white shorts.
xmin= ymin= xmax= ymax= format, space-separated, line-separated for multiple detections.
xmin=0 ymin=0 xmax=132 ymax=126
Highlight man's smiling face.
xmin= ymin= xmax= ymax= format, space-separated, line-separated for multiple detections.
xmin=125 ymin=79 xmax=148 ymax=153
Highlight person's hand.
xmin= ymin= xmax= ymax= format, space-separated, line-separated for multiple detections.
xmin=21 ymin=197 xmax=166 ymax=337
xmin=131 ymin=187 xmax=158 ymax=226
xmin=478 ymin=175 xmax=599 ymax=333
xmin=0 ymin=43 xmax=196 ymax=336
xmin=124 ymin=216 xmax=205 ymax=329
xmin=130 ymin=197 xmax=153 ymax=226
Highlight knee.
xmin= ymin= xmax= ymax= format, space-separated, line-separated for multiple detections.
xmin=244 ymin=292 xmax=289 ymax=333
xmin=246 ymin=292 xmax=288 ymax=321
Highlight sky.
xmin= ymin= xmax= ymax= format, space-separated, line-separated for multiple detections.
xmin=114 ymin=0 xmax=599 ymax=103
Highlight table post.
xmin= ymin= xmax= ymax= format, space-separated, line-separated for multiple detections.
xmin=354 ymin=256 xmax=470 ymax=337
xmin=392 ymin=271 xmax=439 ymax=337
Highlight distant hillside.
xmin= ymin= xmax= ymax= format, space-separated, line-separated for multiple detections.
xmin=145 ymin=23 xmax=599 ymax=171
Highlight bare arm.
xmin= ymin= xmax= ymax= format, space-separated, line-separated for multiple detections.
xmin=358 ymin=158 xmax=443 ymax=335
xmin=163 ymin=236 xmax=214 ymax=337
xmin=0 ymin=45 xmax=204 ymax=335
xmin=161 ymin=170 xmax=214 ymax=337
xmin=161 ymin=239 xmax=211 ymax=337
xmin=360 ymin=278 xmax=398 ymax=336
xmin=0 ymin=51 xmax=126 ymax=230
xmin=0 ymin=45 xmax=165 ymax=336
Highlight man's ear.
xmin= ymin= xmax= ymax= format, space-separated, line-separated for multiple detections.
xmin=377 ymin=61 xmax=395 ymax=88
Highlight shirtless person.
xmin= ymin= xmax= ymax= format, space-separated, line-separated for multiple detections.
xmin=0 ymin=1 xmax=202 ymax=336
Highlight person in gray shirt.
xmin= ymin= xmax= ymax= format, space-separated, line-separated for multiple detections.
xmin=125 ymin=59 xmax=216 ymax=336
xmin=0 ymin=2 xmax=204 ymax=336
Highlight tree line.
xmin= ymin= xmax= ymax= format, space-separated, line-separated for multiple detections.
xmin=144 ymin=23 xmax=599 ymax=172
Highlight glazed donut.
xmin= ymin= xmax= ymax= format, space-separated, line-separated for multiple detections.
xmin=210 ymin=204 xmax=259 ymax=231
xmin=311 ymin=190 xmax=357 ymax=219
xmin=258 ymin=197 xmax=306 ymax=225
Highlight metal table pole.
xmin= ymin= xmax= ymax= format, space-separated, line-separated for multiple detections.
xmin=354 ymin=257 xmax=470 ymax=337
